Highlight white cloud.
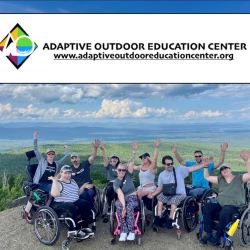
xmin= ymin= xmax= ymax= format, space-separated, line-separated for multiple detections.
xmin=183 ymin=110 xmax=223 ymax=119
xmin=85 ymin=99 xmax=174 ymax=118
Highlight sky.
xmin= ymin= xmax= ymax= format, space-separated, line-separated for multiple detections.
xmin=0 ymin=1 xmax=250 ymax=13
xmin=0 ymin=84 xmax=249 ymax=124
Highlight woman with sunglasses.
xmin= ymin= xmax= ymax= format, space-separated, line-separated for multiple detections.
xmin=113 ymin=161 xmax=138 ymax=242
xmin=99 ymin=142 xmax=120 ymax=212
xmin=131 ymin=140 xmax=160 ymax=200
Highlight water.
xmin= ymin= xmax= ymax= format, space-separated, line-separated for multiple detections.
xmin=0 ymin=122 xmax=249 ymax=152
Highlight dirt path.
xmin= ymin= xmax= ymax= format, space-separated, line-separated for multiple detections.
xmin=0 ymin=206 xmax=245 ymax=250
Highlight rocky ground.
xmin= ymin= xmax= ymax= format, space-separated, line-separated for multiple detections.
xmin=0 ymin=206 xmax=246 ymax=250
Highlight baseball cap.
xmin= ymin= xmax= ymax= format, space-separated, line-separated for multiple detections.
xmin=60 ymin=165 xmax=72 ymax=172
xmin=71 ymin=152 xmax=80 ymax=158
xmin=139 ymin=152 xmax=150 ymax=159
xmin=219 ymin=163 xmax=231 ymax=173
xmin=46 ymin=148 xmax=55 ymax=154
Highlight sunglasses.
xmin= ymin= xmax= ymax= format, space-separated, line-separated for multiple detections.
xmin=117 ymin=169 xmax=126 ymax=172
xmin=195 ymin=155 xmax=202 ymax=158
xmin=47 ymin=153 xmax=55 ymax=156
xmin=165 ymin=163 xmax=173 ymax=166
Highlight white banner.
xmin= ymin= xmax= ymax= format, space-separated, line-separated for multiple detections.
xmin=0 ymin=14 xmax=249 ymax=83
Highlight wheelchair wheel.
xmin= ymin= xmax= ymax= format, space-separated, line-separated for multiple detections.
xmin=109 ymin=200 xmax=116 ymax=235
xmin=34 ymin=206 xmax=60 ymax=245
xmin=94 ymin=188 xmax=102 ymax=217
xmin=239 ymin=207 xmax=250 ymax=246
xmin=200 ymin=189 xmax=218 ymax=213
xmin=182 ymin=196 xmax=199 ymax=232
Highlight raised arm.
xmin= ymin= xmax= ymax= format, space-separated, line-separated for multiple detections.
xmin=240 ymin=150 xmax=250 ymax=183
xmin=214 ymin=142 xmax=228 ymax=168
xmin=203 ymin=157 xmax=218 ymax=185
xmin=151 ymin=139 xmax=160 ymax=169
xmin=127 ymin=143 xmax=140 ymax=171
xmin=187 ymin=157 xmax=212 ymax=173
xmin=171 ymin=145 xmax=185 ymax=166
xmin=99 ymin=142 xmax=109 ymax=167
xmin=56 ymin=145 xmax=70 ymax=167
xmin=88 ymin=139 xmax=100 ymax=164
xmin=33 ymin=131 xmax=42 ymax=160
xmin=48 ymin=176 xmax=61 ymax=197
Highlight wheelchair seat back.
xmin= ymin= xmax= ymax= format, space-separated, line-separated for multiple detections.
xmin=26 ymin=163 xmax=38 ymax=183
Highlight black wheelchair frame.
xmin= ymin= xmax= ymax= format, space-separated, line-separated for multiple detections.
xmin=21 ymin=150 xmax=97 ymax=250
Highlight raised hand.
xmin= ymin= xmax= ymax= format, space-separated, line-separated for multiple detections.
xmin=99 ymin=142 xmax=105 ymax=151
xmin=154 ymin=139 xmax=161 ymax=148
xmin=93 ymin=139 xmax=101 ymax=149
xmin=240 ymin=150 xmax=249 ymax=162
xmin=221 ymin=142 xmax=229 ymax=152
xmin=171 ymin=145 xmax=177 ymax=153
xmin=132 ymin=143 xmax=139 ymax=152
xmin=33 ymin=131 xmax=39 ymax=139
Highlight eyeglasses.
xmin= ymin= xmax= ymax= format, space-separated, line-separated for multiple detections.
xmin=117 ymin=169 xmax=126 ymax=172
xmin=165 ymin=163 xmax=173 ymax=166
xmin=195 ymin=155 xmax=202 ymax=158
xmin=47 ymin=153 xmax=55 ymax=156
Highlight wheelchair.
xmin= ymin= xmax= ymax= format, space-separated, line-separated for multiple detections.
xmin=109 ymin=197 xmax=146 ymax=245
xmin=21 ymin=150 xmax=96 ymax=250
xmin=197 ymin=183 xmax=250 ymax=249
xmin=152 ymin=195 xmax=199 ymax=239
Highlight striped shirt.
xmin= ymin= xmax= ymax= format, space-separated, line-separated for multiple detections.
xmin=54 ymin=179 xmax=79 ymax=203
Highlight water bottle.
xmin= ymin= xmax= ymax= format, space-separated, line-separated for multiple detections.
xmin=33 ymin=191 xmax=41 ymax=201
xmin=227 ymin=219 xmax=240 ymax=236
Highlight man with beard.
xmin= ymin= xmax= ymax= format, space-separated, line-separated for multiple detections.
xmin=171 ymin=143 xmax=228 ymax=199
xmin=70 ymin=139 xmax=100 ymax=208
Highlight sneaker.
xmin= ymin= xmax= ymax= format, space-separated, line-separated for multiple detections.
xmin=127 ymin=232 xmax=135 ymax=241
xmin=119 ymin=232 xmax=127 ymax=241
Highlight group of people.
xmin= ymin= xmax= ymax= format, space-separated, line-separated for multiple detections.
xmin=24 ymin=131 xmax=250 ymax=245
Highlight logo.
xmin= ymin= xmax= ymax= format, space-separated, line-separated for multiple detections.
xmin=0 ymin=23 xmax=38 ymax=69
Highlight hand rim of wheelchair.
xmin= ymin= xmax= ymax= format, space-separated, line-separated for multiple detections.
xmin=182 ymin=196 xmax=199 ymax=232
xmin=239 ymin=207 xmax=250 ymax=247
xmin=34 ymin=206 xmax=60 ymax=245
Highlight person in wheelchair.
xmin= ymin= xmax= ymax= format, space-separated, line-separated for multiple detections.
xmin=99 ymin=142 xmax=120 ymax=212
xmin=70 ymin=139 xmax=100 ymax=208
xmin=148 ymin=155 xmax=208 ymax=230
xmin=24 ymin=131 xmax=70 ymax=216
xmin=171 ymin=143 xmax=228 ymax=200
xmin=49 ymin=165 xmax=94 ymax=239
xmin=201 ymin=151 xmax=250 ymax=246
xmin=113 ymin=162 xmax=138 ymax=242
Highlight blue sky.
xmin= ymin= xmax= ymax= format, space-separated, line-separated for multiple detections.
xmin=0 ymin=1 xmax=250 ymax=13
xmin=0 ymin=84 xmax=249 ymax=124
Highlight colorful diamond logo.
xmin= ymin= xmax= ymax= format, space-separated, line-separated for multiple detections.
xmin=0 ymin=23 xmax=38 ymax=69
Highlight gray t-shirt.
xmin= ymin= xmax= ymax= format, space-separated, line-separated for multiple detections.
xmin=158 ymin=167 xmax=189 ymax=195
xmin=106 ymin=163 xmax=118 ymax=181
xmin=113 ymin=172 xmax=136 ymax=198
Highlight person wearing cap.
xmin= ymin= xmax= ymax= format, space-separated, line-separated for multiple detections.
xmin=70 ymin=139 xmax=101 ymax=207
xmin=201 ymin=151 xmax=250 ymax=246
xmin=24 ymin=131 xmax=70 ymax=218
xmin=130 ymin=140 xmax=160 ymax=201
xmin=49 ymin=165 xmax=94 ymax=239
xmin=171 ymin=142 xmax=228 ymax=199
xmin=32 ymin=131 xmax=70 ymax=192
xmin=113 ymin=161 xmax=138 ymax=241
xmin=148 ymin=155 xmax=208 ymax=230
xmin=99 ymin=142 xmax=120 ymax=212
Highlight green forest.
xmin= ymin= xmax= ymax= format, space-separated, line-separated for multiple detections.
xmin=0 ymin=140 xmax=248 ymax=211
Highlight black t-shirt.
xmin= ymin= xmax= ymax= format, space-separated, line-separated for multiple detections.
xmin=39 ymin=161 xmax=56 ymax=183
xmin=71 ymin=160 xmax=92 ymax=187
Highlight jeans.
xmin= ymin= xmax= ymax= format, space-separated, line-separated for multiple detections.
xmin=38 ymin=181 xmax=52 ymax=193
xmin=186 ymin=186 xmax=206 ymax=199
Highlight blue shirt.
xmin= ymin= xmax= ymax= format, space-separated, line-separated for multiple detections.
xmin=185 ymin=161 xmax=215 ymax=189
